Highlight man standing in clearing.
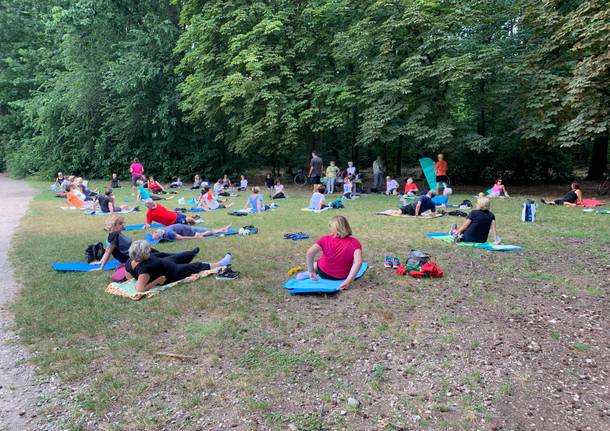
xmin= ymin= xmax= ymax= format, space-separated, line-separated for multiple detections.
xmin=372 ymin=155 xmax=384 ymax=192
xmin=309 ymin=151 xmax=323 ymax=185
xmin=435 ymin=153 xmax=449 ymax=193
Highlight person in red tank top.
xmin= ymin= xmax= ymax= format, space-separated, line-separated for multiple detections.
xmin=305 ymin=215 xmax=363 ymax=290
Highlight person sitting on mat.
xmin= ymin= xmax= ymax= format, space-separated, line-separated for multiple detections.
xmin=75 ymin=178 xmax=97 ymax=201
xmin=309 ymin=184 xmax=327 ymax=210
xmin=272 ymin=179 xmax=286 ymax=199
xmin=238 ymin=175 xmax=248 ymax=191
xmin=304 ymin=215 xmax=363 ymax=290
xmin=244 ymin=187 xmax=266 ymax=213
xmin=400 ymin=190 xmax=437 ymax=216
xmin=125 ymin=240 xmax=233 ymax=291
xmin=385 ymin=176 xmax=400 ymax=195
xmin=199 ymin=186 xmax=232 ymax=210
xmin=541 ymin=181 xmax=582 ymax=207
xmin=222 ymin=174 xmax=232 ymax=189
xmin=136 ymin=179 xmax=164 ymax=202
xmin=151 ymin=223 xmax=233 ymax=241
xmin=343 ymin=176 xmax=353 ymax=199
xmin=403 ymin=177 xmax=418 ymax=196
xmin=97 ymin=215 xmax=199 ymax=270
xmin=147 ymin=175 xmax=166 ymax=194
xmin=110 ymin=173 xmax=121 ymax=189
xmin=65 ymin=184 xmax=93 ymax=209
xmin=95 ymin=189 xmax=137 ymax=213
xmin=50 ymin=172 xmax=66 ymax=192
xmin=450 ymin=197 xmax=499 ymax=244
xmin=191 ymin=175 xmax=203 ymax=190
xmin=144 ymin=199 xmax=197 ymax=228
xmin=487 ymin=178 xmax=509 ymax=197
xmin=170 ymin=177 xmax=183 ymax=188
xmin=214 ymin=179 xmax=230 ymax=196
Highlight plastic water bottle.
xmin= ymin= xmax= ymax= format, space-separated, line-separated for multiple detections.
xmin=178 ymin=197 xmax=185 ymax=205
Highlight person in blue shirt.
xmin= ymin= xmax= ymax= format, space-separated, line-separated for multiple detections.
xmin=244 ymin=187 xmax=265 ymax=213
xmin=415 ymin=190 xmax=437 ymax=216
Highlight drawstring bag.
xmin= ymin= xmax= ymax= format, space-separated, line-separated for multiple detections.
xmin=406 ymin=249 xmax=430 ymax=267
xmin=522 ymin=199 xmax=537 ymax=222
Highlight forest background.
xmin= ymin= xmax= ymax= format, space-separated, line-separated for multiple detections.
xmin=0 ymin=0 xmax=608 ymax=184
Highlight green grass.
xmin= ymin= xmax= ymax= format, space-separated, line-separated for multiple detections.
xmin=10 ymin=180 xmax=610 ymax=429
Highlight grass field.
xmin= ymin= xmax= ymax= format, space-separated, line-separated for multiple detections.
xmin=10 ymin=181 xmax=610 ymax=430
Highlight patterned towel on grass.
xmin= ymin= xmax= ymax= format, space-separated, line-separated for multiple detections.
xmin=376 ymin=209 xmax=444 ymax=218
xmin=105 ymin=267 xmax=220 ymax=300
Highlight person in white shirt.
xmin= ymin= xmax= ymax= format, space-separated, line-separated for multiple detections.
xmin=346 ymin=161 xmax=356 ymax=177
xmin=238 ymin=175 xmax=248 ymax=191
xmin=309 ymin=184 xmax=327 ymax=210
xmin=385 ymin=176 xmax=399 ymax=195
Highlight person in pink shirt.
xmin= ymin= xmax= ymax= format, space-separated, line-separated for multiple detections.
xmin=305 ymin=215 xmax=363 ymax=290
xmin=129 ymin=158 xmax=144 ymax=194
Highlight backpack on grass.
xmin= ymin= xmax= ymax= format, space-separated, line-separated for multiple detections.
xmin=522 ymin=199 xmax=537 ymax=222
xmin=406 ymin=249 xmax=430 ymax=267
xmin=85 ymin=242 xmax=105 ymax=263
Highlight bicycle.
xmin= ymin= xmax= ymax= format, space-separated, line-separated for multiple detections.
xmin=596 ymin=172 xmax=609 ymax=195
xmin=293 ymin=168 xmax=309 ymax=187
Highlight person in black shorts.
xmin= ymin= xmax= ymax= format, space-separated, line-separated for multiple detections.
xmin=450 ymin=197 xmax=499 ymax=243
xmin=125 ymin=240 xmax=234 ymax=291
xmin=309 ymin=151 xmax=323 ymax=185
xmin=541 ymin=182 xmax=583 ymax=207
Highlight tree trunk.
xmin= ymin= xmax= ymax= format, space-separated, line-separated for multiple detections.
xmin=396 ymin=136 xmax=403 ymax=177
xmin=587 ymin=131 xmax=609 ymax=180
xmin=477 ymin=79 xmax=487 ymax=137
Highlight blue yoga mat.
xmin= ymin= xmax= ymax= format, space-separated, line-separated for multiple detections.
xmin=124 ymin=222 xmax=163 ymax=231
xmin=419 ymin=158 xmax=437 ymax=191
xmin=283 ymin=262 xmax=368 ymax=294
xmin=52 ymin=260 xmax=121 ymax=272
xmin=144 ymin=229 xmax=239 ymax=245
xmin=425 ymin=233 xmax=521 ymax=251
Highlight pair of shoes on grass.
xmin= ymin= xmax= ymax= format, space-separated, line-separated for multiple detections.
xmin=284 ymin=232 xmax=309 ymax=240
xmin=216 ymin=266 xmax=239 ymax=280
xmin=384 ymin=256 xmax=400 ymax=269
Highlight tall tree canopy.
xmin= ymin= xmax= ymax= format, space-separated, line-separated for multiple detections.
xmin=1 ymin=0 xmax=608 ymax=181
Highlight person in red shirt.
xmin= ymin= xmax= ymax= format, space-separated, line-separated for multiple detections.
xmin=147 ymin=175 xmax=166 ymax=194
xmin=403 ymin=177 xmax=418 ymax=195
xmin=435 ymin=153 xmax=449 ymax=192
xmin=144 ymin=200 xmax=196 ymax=229
xmin=305 ymin=215 xmax=363 ymax=290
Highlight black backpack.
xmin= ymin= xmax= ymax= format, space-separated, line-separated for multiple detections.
xmin=85 ymin=242 xmax=105 ymax=263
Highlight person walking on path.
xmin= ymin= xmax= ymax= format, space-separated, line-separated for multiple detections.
xmin=309 ymin=151 xmax=323 ymax=185
xmin=372 ymin=155 xmax=384 ymax=192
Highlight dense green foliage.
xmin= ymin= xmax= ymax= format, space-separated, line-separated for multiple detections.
xmin=1 ymin=0 xmax=608 ymax=181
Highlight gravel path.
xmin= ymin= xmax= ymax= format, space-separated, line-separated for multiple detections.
xmin=0 ymin=174 xmax=58 ymax=430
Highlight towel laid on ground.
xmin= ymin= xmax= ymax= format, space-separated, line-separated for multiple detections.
xmin=577 ymin=199 xmax=606 ymax=208
xmin=583 ymin=208 xmax=610 ymax=214
xmin=52 ymin=260 xmax=121 ymax=272
xmin=376 ymin=209 xmax=444 ymax=218
xmin=283 ymin=262 xmax=368 ymax=294
xmin=425 ymin=232 xmax=521 ymax=251
xmin=301 ymin=207 xmax=331 ymax=213
xmin=86 ymin=208 xmax=137 ymax=216
xmin=105 ymin=267 xmax=220 ymax=300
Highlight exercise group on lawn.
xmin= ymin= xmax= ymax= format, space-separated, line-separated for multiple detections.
xmin=50 ymin=152 xmax=606 ymax=295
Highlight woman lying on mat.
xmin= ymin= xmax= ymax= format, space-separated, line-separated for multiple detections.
xmin=449 ymin=197 xmax=499 ymax=244
xmin=488 ymin=178 xmax=510 ymax=197
xmin=305 ymin=215 xmax=363 ymax=290
xmin=541 ymin=181 xmax=583 ymax=207
xmin=125 ymin=240 xmax=232 ymax=291
xmin=97 ymin=215 xmax=202 ymax=271
xmin=309 ymin=184 xmax=327 ymax=210
xmin=151 ymin=223 xmax=232 ymax=241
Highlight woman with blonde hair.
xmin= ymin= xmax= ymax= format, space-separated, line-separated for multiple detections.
xmin=305 ymin=215 xmax=363 ymax=289
xmin=450 ymin=197 xmax=499 ymax=243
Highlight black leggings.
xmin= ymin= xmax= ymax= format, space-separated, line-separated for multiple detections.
xmin=161 ymin=253 xmax=210 ymax=284
xmin=151 ymin=250 xmax=195 ymax=263
xmin=316 ymin=265 xmax=342 ymax=281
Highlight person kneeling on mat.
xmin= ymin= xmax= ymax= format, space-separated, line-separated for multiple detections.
xmin=401 ymin=190 xmax=437 ymax=217
xmin=151 ymin=223 xmax=232 ymax=241
xmin=125 ymin=240 xmax=233 ymax=292
xmin=144 ymin=199 xmax=197 ymax=229
xmin=304 ymin=215 xmax=363 ymax=290
xmin=97 ymin=215 xmax=201 ymax=271
xmin=449 ymin=197 xmax=499 ymax=244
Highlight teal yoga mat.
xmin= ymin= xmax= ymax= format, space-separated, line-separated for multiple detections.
xmin=283 ymin=262 xmax=368 ymax=294
xmin=52 ymin=260 xmax=121 ymax=272
xmin=419 ymin=158 xmax=437 ymax=191
xmin=124 ymin=222 xmax=163 ymax=231
xmin=425 ymin=232 xmax=521 ymax=251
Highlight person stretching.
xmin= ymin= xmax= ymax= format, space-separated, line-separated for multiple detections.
xmin=144 ymin=199 xmax=196 ymax=229
xmin=125 ymin=240 xmax=233 ymax=292
xmin=151 ymin=224 xmax=232 ymax=241
xmin=199 ymin=186 xmax=231 ymax=210
xmin=97 ymin=215 xmax=199 ymax=271
xmin=95 ymin=189 xmax=136 ymax=213
xmin=400 ymin=190 xmax=437 ymax=216
xmin=147 ymin=175 xmax=166 ymax=194
xmin=305 ymin=215 xmax=363 ymax=290
xmin=541 ymin=182 xmax=583 ymax=207
xmin=450 ymin=197 xmax=499 ymax=243
xmin=136 ymin=179 xmax=164 ymax=201
xmin=244 ymin=187 xmax=265 ymax=213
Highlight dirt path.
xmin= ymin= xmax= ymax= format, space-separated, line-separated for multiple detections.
xmin=0 ymin=174 xmax=57 ymax=429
